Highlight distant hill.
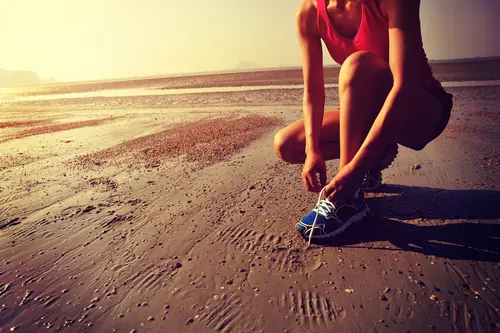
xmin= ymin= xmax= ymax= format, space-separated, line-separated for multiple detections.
xmin=0 ymin=69 xmax=41 ymax=87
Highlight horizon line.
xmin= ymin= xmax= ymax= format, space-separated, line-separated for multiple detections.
xmin=2 ymin=55 xmax=499 ymax=88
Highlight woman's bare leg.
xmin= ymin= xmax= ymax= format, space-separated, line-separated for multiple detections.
xmin=275 ymin=51 xmax=443 ymax=176
xmin=274 ymin=52 xmax=394 ymax=169
xmin=338 ymin=52 xmax=393 ymax=169
xmin=274 ymin=109 xmax=341 ymax=164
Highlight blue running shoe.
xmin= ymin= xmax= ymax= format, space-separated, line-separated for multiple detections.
xmin=296 ymin=189 xmax=369 ymax=245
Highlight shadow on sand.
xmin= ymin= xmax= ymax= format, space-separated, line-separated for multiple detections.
xmin=318 ymin=185 xmax=500 ymax=262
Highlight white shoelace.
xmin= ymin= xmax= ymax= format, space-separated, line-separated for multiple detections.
xmin=314 ymin=197 xmax=336 ymax=216
xmin=308 ymin=186 xmax=332 ymax=247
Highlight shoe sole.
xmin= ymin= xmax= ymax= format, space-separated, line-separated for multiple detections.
xmin=298 ymin=205 xmax=370 ymax=241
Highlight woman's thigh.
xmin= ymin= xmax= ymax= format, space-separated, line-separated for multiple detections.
xmin=396 ymin=88 xmax=445 ymax=151
xmin=338 ymin=51 xmax=446 ymax=150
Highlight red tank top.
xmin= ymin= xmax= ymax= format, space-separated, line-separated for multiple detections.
xmin=317 ymin=0 xmax=442 ymax=90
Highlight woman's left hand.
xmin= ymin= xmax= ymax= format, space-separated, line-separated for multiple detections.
xmin=325 ymin=163 xmax=365 ymax=204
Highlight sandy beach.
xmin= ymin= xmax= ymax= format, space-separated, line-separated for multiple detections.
xmin=0 ymin=67 xmax=499 ymax=332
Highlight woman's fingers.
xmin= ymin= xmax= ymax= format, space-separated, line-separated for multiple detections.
xmin=309 ymin=172 xmax=321 ymax=192
xmin=302 ymin=172 xmax=310 ymax=191
xmin=302 ymin=166 xmax=326 ymax=192
xmin=303 ymin=172 xmax=318 ymax=192
xmin=319 ymin=168 xmax=327 ymax=188
xmin=303 ymin=172 xmax=315 ymax=192
xmin=325 ymin=180 xmax=335 ymax=199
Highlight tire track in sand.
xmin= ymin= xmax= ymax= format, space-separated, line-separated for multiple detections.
xmin=276 ymin=289 xmax=346 ymax=329
xmin=217 ymin=225 xmax=303 ymax=272
xmin=386 ymin=288 xmax=417 ymax=320
xmin=196 ymin=293 xmax=258 ymax=333
xmin=438 ymin=299 xmax=498 ymax=333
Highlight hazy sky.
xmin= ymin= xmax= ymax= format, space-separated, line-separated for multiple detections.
xmin=2 ymin=0 xmax=500 ymax=82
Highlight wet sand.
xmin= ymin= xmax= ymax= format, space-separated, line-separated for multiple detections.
xmin=0 ymin=85 xmax=499 ymax=332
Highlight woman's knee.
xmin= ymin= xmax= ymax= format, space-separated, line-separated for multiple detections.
xmin=339 ymin=51 xmax=391 ymax=92
xmin=273 ymin=129 xmax=290 ymax=160
xmin=273 ymin=129 xmax=302 ymax=163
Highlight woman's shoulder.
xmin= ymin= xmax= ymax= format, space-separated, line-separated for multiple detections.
xmin=296 ymin=0 xmax=320 ymax=36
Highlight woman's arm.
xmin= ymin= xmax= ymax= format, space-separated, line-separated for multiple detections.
xmin=296 ymin=0 xmax=328 ymax=191
xmin=297 ymin=1 xmax=325 ymax=154
xmin=347 ymin=0 xmax=422 ymax=176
